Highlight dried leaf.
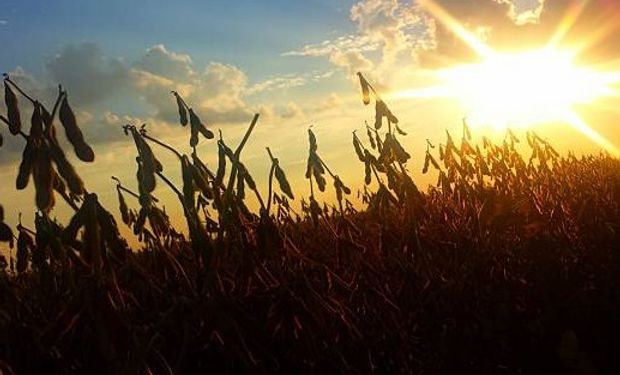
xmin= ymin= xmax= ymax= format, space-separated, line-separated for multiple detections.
xmin=174 ymin=92 xmax=188 ymax=126
xmin=117 ymin=188 xmax=130 ymax=225
xmin=33 ymin=144 xmax=55 ymax=212
xmin=16 ymin=229 xmax=33 ymax=273
xmin=423 ymin=153 xmax=430 ymax=174
xmin=357 ymin=72 xmax=371 ymax=105
xmin=197 ymin=122 xmax=214 ymax=140
xmin=352 ymin=135 xmax=365 ymax=162
xmin=134 ymin=208 xmax=148 ymax=235
xmin=308 ymin=129 xmax=317 ymax=152
xmin=274 ymin=164 xmax=294 ymax=199
xmin=0 ymin=223 xmax=12 ymax=242
xmin=4 ymin=81 xmax=21 ymax=135
xmin=30 ymin=104 xmax=44 ymax=141
xmin=50 ymin=142 xmax=84 ymax=195
xmin=16 ymin=139 xmax=36 ymax=190
xmin=215 ymin=143 xmax=226 ymax=186
xmin=364 ymin=159 xmax=372 ymax=185
xmin=367 ymin=127 xmax=376 ymax=150
xmin=463 ymin=118 xmax=471 ymax=140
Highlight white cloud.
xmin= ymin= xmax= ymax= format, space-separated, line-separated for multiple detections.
xmin=246 ymin=70 xmax=334 ymax=95
xmin=136 ymin=44 xmax=195 ymax=81
xmin=314 ymin=93 xmax=345 ymax=112
xmin=329 ymin=50 xmax=374 ymax=76
xmin=284 ymin=0 xmax=435 ymax=86
xmin=0 ymin=20 xmax=7 ymax=26
xmin=246 ymin=75 xmax=307 ymax=95
xmin=283 ymin=35 xmax=379 ymax=57
xmin=280 ymin=102 xmax=305 ymax=119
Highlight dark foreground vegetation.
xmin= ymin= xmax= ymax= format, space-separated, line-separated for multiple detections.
xmin=0 ymin=72 xmax=619 ymax=374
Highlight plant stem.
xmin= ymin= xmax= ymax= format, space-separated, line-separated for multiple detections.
xmin=49 ymin=86 xmax=65 ymax=122
xmin=142 ymin=133 xmax=183 ymax=160
xmin=156 ymin=171 xmax=184 ymax=203
xmin=266 ymin=164 xmax=276 ymax=214
xmin=225 ymin=114 xmax=259 ymax=199
xmin=56 ymin=188 xmax=79 ymax=212
xmin=316 ymin=155 xmax=336 ymax=179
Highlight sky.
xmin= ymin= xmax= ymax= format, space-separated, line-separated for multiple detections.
xmin=1 ymin=0 xmax=619 ymax=243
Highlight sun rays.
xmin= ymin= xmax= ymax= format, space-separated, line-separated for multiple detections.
xmin=396 ymin=0 xmax=620 ymax=157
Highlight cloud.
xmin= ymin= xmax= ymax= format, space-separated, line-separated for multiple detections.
xmin=0 ymin=20 xmax=7 ymax=26
xmin=130 ymin=55 xmax=318 ymax=125
xmin=329 ymin=50 xmax=374 ymax=76
xmin=246 ymin=75 xmax=307 ymax=95
xmin=128 ymin=46 xmax=336 ymax=125
xmin=46 ymin=43 xmax=130 ymax=106
xmin=314 ymin=93 xmax=345 ymax=112
xmin=350 ymin=0 xmax=417 ymax=62
xmin=192 ymin=62 xmax=253 ymax=123
xmin=135 ymin=44 xmax=195 ymax=81
xmin=2 ymin=42 xmax=326 ymax=159
xmin=4 ymin=66 xmax=49 ymax=100
xmin=280 ymin=102 xmax=305 ymax=119
xmin=504 ymin=0 xmax=545 ymax=25
xmin=246 ymin=70 xmax=334 ymax=95
xmin=286 ymin=0 xmax=620 ymax=88
xmin=285 ymin=0 xmax=435 ymax=86
xmin=283 ymin=35 xmax=379 ymax=57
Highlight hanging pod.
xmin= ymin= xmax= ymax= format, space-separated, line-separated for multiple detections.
xmin=59 ymin=94 xmax=95 ymax=162
xmin=4 ymin=81 xmax=21 ymax=135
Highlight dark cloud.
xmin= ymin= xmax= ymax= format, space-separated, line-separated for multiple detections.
xmin=46 ymin=43 xmax=130 ymax=106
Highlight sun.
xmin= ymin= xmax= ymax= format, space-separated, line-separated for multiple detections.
xmin=436 ymin=48 xmax=612 ymax=130
xmin=393 ymin=0 xmax=620 ymax=156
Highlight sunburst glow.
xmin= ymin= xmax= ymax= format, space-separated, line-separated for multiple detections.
xmin=395 ymin=0 xmax=620 ymax=156
xmin=434 ymin=48 xmax=613 ymax=129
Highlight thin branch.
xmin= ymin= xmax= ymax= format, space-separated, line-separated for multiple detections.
xmin=0 ymin=114 xmax=28 ymax=139
xmin=56 ymin=187 xmax=79 ymax=212
xmin=142 ymin=133 xmax=183 ymax=160
xmin=316 ymin=155 xmax=336 ymax=179
xmin=251 ymin=186 xmax=266 ymax=212
xmin=235 ymin=114 xmax=260 ymax=156
xmin=266 ymin=147 xmax=277 ymax=213
xmin=112 ymin=177 xmax=159 ymax=203
xmin=155 ymin=172 xmax=183 ymax=201
xmin=225 ymin=113 xmax=260 ymax=198
xmin=49 ymin=85 xmax=65 ymax=123
xmin=266 ymin=147 xmax=275 ymax=162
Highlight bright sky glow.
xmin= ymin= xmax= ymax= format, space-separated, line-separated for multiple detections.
xmin=393 ymin=0 xmax=620 ymax=156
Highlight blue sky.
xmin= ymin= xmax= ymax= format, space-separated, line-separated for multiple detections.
xmin=0 ymin=0 xmax=353 ymax=78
